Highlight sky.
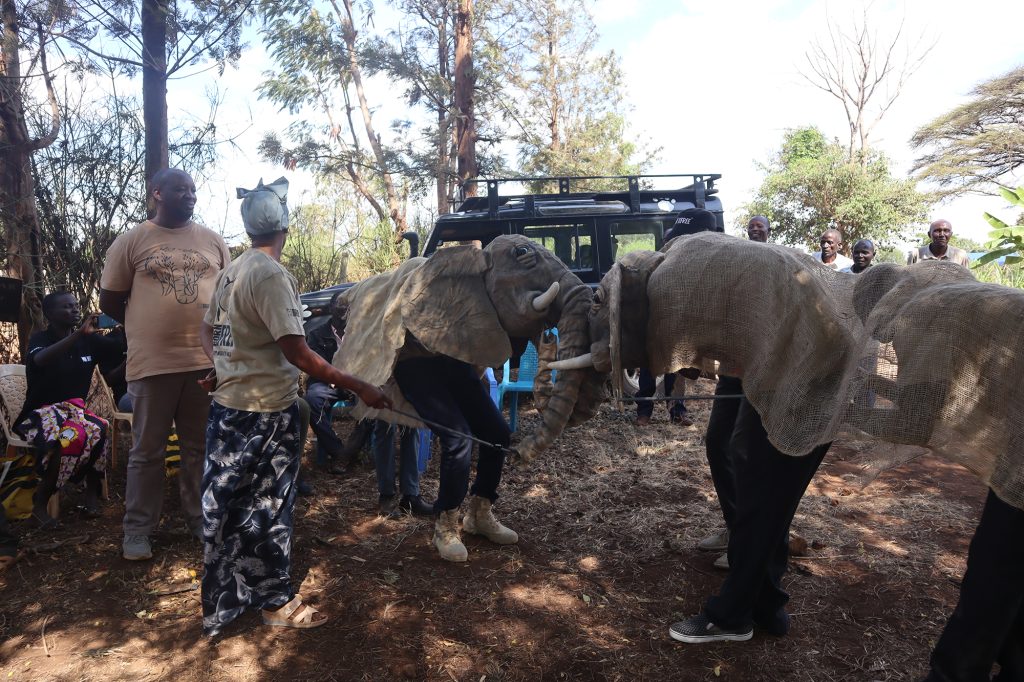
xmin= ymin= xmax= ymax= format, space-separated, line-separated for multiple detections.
xmin=165 ymin=0 xmax=1024 ymax=249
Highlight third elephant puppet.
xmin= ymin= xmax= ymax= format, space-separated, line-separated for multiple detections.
xmin=335 ymin=235 xmax=606 ymax=561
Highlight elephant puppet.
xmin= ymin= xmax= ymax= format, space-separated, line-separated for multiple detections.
xmin=334 ymin=234 xmax=606 ymax=463
xmin=551 ymin=231 xmax=860 ymax=457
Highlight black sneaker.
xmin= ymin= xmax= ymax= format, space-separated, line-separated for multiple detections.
xmin=754 ymin=609 xmax=790 ymax=637
xmin=397 ymin=494 xmax=435 ymax=517
xmin=379 ymin=494 xmax=398 ymax=515
xmin=669 ymin=614 xmax=753 ymax=644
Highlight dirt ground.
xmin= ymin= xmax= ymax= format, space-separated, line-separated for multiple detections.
xmin=0 ymin=381 xmax=988 ymax=681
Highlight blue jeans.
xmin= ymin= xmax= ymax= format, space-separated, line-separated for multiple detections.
xmin=305 ymin=381 xmax=344 ymax=466
xmin=372 ymin=420 xmax=420 ymax=498
xmin=393 ymin=356 xmax=510 ymax=513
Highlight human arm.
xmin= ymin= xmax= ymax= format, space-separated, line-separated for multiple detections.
xmin=99 ymin=289 xmax=130 ymax=324
xmin=200 ymin=321 xmax=214 ymax=362
xmin=32 ymin=315 xmax=99 ymax=367
xmin=276 ymin=335 xmax=392 ymax=409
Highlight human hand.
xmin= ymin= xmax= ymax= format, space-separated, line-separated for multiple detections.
xmin=197 ymin=369 xmax=217 ymax=393
xmin=357 ymin=384 xmax=392 ymax=410
xmin=78 ymin=314 xmax=99 ymax=335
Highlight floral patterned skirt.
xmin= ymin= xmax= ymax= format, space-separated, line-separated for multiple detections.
xmin=15 ymin=398 xmax=108 ymax=489
xmin=201 ymin=401 xmax=301 ymax=636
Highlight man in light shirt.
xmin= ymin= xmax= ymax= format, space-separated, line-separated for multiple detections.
xmin=907 ymin=219 xmax=971 ymax=267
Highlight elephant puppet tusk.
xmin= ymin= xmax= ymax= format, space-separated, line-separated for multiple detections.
xmin=548 ymin=353 xmax=593 ymax=370
xmin=531 ymin=282 xmax=560 ymax=312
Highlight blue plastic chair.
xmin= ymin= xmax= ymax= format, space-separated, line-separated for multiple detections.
xmin=497 ymin=343 xmax=545 ymax=432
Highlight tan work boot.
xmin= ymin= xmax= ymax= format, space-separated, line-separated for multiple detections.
xmin=462 ymin=495 xmax=518 ymax=545
xmin=433 ymin=509 xmax=468 ymax=562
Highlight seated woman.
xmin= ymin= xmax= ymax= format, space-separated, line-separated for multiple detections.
xmin=14 ymin=292 xmax=123 ymax=528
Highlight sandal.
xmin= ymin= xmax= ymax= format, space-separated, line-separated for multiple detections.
xmin=262 ymin=595 xmax=328 ymax=629
xmin=31 ymin=511 xmax=62 ymax=531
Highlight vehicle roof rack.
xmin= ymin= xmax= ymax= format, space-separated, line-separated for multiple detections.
xmin=458 ymin=174 xmax=722 ymax=220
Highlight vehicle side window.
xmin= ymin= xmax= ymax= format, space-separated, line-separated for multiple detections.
xmin=609 ymin=220 xmax=663 ymax=261
xmin=524 ymin=223 xmax=596 ymax=272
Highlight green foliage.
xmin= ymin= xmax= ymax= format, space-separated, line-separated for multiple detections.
xmin=971 ymin=262 xmax=1024 ymax=289
xmin=745 ymin=126 xmax=931 ymax=253
xmin=976 ymin=186 xmax=1024 ymax=267
xmin=507 ymin=0 xmax=658 ymax=192
xmin=29 ymin=75 xmax=218 ymax=304
xmin=911 ymin=65 xmax=1024 ymax=198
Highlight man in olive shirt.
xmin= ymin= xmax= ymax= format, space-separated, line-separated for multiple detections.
xmin=100 ymin=169 xmax=231 ymax=561
xmin=907 ymin=219 xmax=971 ymax=267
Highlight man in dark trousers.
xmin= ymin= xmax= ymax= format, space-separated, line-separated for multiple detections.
xmin=671 ymin=215 xmax=834 ymax=643
xmin=924 ymin=488 xmax=1024 ymax=681
xmin=393 ymin=355 xmax=517 ymax=562
xmin=696 ymin=215 xmax=772 ymax=569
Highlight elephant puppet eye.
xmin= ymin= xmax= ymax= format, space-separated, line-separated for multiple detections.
xmin=512 ymin=244 xmax=537 ymax=266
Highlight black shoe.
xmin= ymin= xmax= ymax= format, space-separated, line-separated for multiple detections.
xmin=317 ymin=459 xmax=346 ymax=476
xmin=754 ymin=609 xmax=790 ymax=636
xmin=669 ymin=614 xmax=753 ymax=644
xmin=397 ymin=495 xmax=435 ymax=517
xmin=296 ymin=477 xmax=314 ymax=497
xmin=379 ymin=494 xmax=398 ymax=515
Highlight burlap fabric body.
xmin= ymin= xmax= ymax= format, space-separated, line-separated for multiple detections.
xmin=333 ymin=252 xmax=513 ymax=428
xmin=333 ymin=257 xmax=430 ymax=428
xmin=644 ymin=231 xmax=1024 ymax=510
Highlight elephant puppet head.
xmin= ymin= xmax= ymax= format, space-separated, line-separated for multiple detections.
xmin=402 ymin=235 xmax=604 ymax=464
xmin=549 ymin=249 xmax=666 ymax=399
xmin=853 ymin=260 xmax=976 ymax=343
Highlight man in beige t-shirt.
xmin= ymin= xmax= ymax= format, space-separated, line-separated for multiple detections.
xmin=100 ymin=168 xmax=231 ymax=561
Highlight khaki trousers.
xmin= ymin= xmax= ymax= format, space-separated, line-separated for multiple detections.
xmin=123 ymin=370 xmax=211 ymax=536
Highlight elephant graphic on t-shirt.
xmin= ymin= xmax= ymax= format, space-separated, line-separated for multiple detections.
xmin=142 ymin=247 xmax=212 ymax=304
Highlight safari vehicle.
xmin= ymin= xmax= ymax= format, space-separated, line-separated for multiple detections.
xmin=423 ymin=173 xmax=724 ymax=285
xmin=301 ymin=173 xmax=725 ymax=324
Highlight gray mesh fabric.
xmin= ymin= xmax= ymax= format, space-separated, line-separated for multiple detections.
xmin=637 ymin=232 xmax=1023 ymax=510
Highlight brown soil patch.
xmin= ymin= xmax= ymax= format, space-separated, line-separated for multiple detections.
xmin=0 ymin=381 xmax=986 ymax=680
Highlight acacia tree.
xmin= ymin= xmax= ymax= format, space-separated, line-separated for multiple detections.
xmin=259 ymin=0 xmax=410 ymax=238
xmin=745 ymin=126 xmax=930 ymax=253
xmin=0 ymin=0 xmax=62 ymax=345
xmin=911 ymin=65 xmax=1024 ymax=198
xmin=54 ymin=0 xmax=253 ymax=182
xmin=801 ymin=8 xmax=931 ymax=162
xmin=506 ymin=0 xmax=655 ymax=191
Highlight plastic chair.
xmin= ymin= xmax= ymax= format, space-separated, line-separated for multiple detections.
xmin=0 ymin=364 xmax=60 ymax=518
xmin=497 ymin=343 xmax=540 ymax=432
xmin=90 ymin=368 xmax=133 ymax=469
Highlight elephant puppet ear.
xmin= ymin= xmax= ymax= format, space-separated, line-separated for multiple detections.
xmin=400 ymin=245 xmax=513 ymax=367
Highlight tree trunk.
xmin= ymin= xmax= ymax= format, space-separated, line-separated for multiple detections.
xmin=454 ymin=0 xmax=476 ymax=197
xmin=141 ymin=0 xmax=169 ymax=187
xmin=0 ymin=0 xmax=60 ymax=354
xmin=336 ymin=0 xmax=409 ymax=239
xmin=434 ymin=7 xmax=451 ymax=214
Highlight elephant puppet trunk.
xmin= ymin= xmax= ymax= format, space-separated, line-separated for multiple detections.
xmin=514 ymin=276 xmax=593 ymax=464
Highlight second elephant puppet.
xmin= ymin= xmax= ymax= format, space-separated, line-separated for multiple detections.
xmin=335 ymin=235 xmax=607 ymax=463
xmin=551 ymin=231 xmax=861 ymax=457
